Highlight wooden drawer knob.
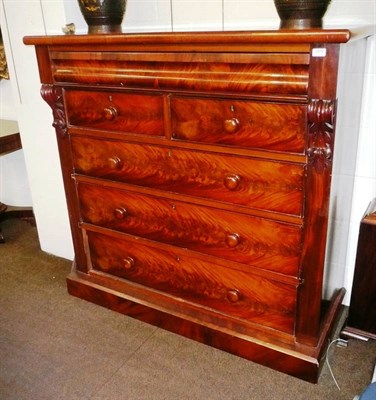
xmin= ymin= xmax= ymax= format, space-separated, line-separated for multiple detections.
xmin=108 ymin=156 xmax=123 ymax=170
xmin=224 ymin=174 xmax=241 ymax=190
xmin=123 ymin=256 xmax=135 ymax=270
xmin=103 ymin=106 xmax=118 ymax=121
xmin=223 ymin=118 xmax=239 ymax=133
xmin=227 ymin=289 xmax=240 ymax=303
xmin=226 ymin=233 xmax=240 ymax=248
xmin=114 ymin=207 xmax=128 ymax=220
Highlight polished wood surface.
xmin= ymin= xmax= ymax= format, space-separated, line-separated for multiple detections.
xmin=23 ymin=29 xmax=351 ymax=46
xmin=71 ymin=137 xmax=305 ymax=216
xmin=87 ymin=230 xmax=296 ymax=333
xmin=170 ymin=97 xmax=307 ymax=152
xmin=51 ymin=52 xmax=309 ymax=95
xmin=296 ymin=45 xmax=339 ymax=345
xmin=24 ymin=29 xmax=355 ymax=382
xmin=77 ymin=181 xmax=302 ymax=276
xmin=65 ymin=89 xmax=164 ymax=136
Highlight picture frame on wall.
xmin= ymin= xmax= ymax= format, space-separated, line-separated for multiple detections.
xmin=0 ymin=29 xmax=9 ymax=80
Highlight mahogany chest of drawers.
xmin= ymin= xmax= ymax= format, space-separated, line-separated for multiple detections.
xmin=24 ymin=30 xmax=351 ymax=382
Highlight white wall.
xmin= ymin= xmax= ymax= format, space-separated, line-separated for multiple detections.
xmin=0 ymin=79 xmax=16 ymax=119
xmin=341 ymin=36 xmax=376 ymax=304
xmin=0 ymin=0 xmax=375 ymax=305
xmin=323 ymin=35 xmax=375 ymax=304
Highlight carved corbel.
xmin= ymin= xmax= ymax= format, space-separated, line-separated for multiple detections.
xmin=307 ymin=99 xmax=336 ymax=174
xmin=40 ymin=84 xmax=68 ymax=138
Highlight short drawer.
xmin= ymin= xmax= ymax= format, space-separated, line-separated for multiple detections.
xmin=64 ymin=89 xmax=164 ymax=136
xmin=86 ymin=230 xmax=297 ymax=334
xmin=170 ymin=97 xmax=306 ymax=153
xmin=77 ymin=182 xmax=302 ymax=276
xmin=71 ymin=137 xmax=305 ymax=216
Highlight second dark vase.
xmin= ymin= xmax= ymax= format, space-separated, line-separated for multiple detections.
xmin=274 ymin=0 xmax=332 ymax=29
xmin=78 ymin=0 xmax=126 ymax=34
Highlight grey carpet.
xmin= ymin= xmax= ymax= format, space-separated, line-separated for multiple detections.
xmin=0 ymin=219 xmax=375 ymax=400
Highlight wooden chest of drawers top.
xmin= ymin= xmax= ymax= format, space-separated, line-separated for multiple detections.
xmin=25 ymin=29 xmax=350 ymax=96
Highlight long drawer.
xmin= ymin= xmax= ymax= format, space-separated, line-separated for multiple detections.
xmin=51 ymin=51 xmax=309 ymax=95
xmin=71 ymin=136 xmax=305 ymax=216
xmin=77 ymin=182 xmax=302 ymax=276
xmin=64 ymin=89 xmax=164 ymax=136
xmin=171 ymin=96 xmax=306 ymax=153
xmin=86 ymin=230 xmax=297 ymax=334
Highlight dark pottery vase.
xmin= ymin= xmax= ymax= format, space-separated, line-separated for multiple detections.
xmin=274 ymin=0 xmax=331 ymax=29
xmin=78 ymin=0 xmax=126 ymax=34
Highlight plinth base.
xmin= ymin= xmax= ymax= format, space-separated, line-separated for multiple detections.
xmin=67 ymin=267 xmax=345 ymax=383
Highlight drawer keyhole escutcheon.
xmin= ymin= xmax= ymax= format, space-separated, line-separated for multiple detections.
xmin=123 ymin=256 xmax=135 ymax=270
xmin=103 ymin=106 xmax=118 ymax=121
xmin=224 ymin=174 xmax=241 ymax=191
xmin=114 ymin=207 xmax=128 ymax=220
xmin=223 ymin=117 xmax=239 ymax=134
xmin=227 ymin=289 xmax=240 ymax=303
xmin=226 ymin=233 xmax=240 ymax=248
xmin=108 ymin=156 xmax=123 ymax=170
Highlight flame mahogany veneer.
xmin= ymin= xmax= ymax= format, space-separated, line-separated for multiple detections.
xmin=24 ymin=30 xmax=356 ymax=382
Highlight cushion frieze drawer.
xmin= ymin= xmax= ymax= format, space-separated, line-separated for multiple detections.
xmin=65 ymin=89 xmax=164 ymax=136
xmin=171 ymin=97 xmax=306 ymax=153
xmin=50 ymin=51 xmax=309 ymax=95
xmin=71 ymin=137 xmax=305 ymax=216
xmin=77 ymin=182 xmax=302 ymax=276
xmin=86 ymin=230 xmax=297 ymax=334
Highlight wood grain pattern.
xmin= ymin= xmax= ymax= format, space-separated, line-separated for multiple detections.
xmin=23 ymin=30 xmax=351 ymax=48
xmin=86 ymin=230 xmax=297 ymax=333
xmin=24 ymin=29 xmax=357 ymax=382
xmin=296 ymin=44 xmax=340 ymax=345
xmin=171 ymin=97 xmax=306 ymax=153
xmin=65 ymin=89 xmax=164 ymax=136
xmin=71 ymin=136 xmax=305 ymax=216
xmin=77 ymin=182 xmax=302 ymax=276
xmin=52 ymin=55 xmax=309 ymax=95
